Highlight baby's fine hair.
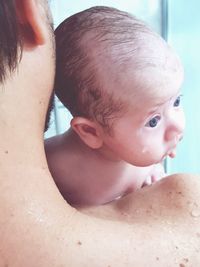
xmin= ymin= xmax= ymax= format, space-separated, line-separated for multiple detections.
xmin=55 ymin=6 xmax=157 ymax=131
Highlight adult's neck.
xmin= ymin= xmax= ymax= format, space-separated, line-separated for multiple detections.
xmin=0 ymin=50 xmax=53 ymax=169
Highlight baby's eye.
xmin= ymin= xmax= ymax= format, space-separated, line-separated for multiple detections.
xmin=173 ymin=95 xmax=182 ymax=107
xmin=145 ymin=115 xmax=161 ymax=128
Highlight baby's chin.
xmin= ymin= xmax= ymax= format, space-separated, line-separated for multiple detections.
xmin=129 ymin=151 xmax=175 ymax=167
xmin=131 ymin=158 xmax=161 ymax=167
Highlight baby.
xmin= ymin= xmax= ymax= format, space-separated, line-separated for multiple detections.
xmin=45 ymin=6 xmax=185 ymax=206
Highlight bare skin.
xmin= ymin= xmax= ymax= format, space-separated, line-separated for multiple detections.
xmin=45 ymin=129 xmax=163 ymax=205
xmin=0 ymin=1 xmax=200 ymax=266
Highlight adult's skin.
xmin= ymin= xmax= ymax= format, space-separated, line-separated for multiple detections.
xmin=0 ymin=0 xmax=200 ymax=266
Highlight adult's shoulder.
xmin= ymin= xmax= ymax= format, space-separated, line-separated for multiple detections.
xmin=80 ymin=173 xmax=200 ymax=223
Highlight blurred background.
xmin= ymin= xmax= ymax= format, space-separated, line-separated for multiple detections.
xmin=46 ymin=0 xmax=200 ymax=174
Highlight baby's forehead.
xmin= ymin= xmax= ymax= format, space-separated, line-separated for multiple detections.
xmin=102 ymin=52 xmax=183 ymax=110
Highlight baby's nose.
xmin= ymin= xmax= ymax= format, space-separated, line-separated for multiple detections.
xmin=164 ymin=110 xmax=185 ymax=142
xmin=165 ymin=125 xmax=184 ymax=142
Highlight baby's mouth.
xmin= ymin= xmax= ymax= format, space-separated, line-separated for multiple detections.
xmin=168 ymin=149 xmax=176 ymax=158
xmin=166 ymin=135 xmax=183 ymax=159
xmin=162 ymin=148 xmax=176 ymax=161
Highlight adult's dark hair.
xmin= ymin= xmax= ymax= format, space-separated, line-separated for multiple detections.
xmin=0 ymin=0 xmax=22 ymax=83
xmin=55 ymin=6 xmax=154 ymax=131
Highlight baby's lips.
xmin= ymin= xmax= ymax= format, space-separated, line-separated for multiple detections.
xmin=168 ymin=149 xmax=176 ymax=158
xmin=168 ymin=135 xmax=183 ymax=158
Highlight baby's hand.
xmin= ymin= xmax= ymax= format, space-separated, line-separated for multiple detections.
xmin=150 ymin=162 xmax=166 ymax=183
xmin=142 ymin=163 xmax=166 ymax=187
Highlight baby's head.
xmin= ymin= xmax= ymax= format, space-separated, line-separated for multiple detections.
xmin=55 ymin=6 xmax=185 ymax=166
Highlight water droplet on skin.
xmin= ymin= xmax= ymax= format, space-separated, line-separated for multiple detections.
xmin=190 ymin=209 xmax=200 ymax=217
xmin=121 ymin=211 xmax=129 ymax=216
xmin=141 ymin=147 xmax=148 ymax=154
xmin=174 ymin=136 xmax=179 ymax=144
xmin=142 ymin=149 xmax=145 ymax=154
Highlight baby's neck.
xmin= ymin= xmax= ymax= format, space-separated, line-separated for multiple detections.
xmin=45 ymin=128 xmax=153 ymax=205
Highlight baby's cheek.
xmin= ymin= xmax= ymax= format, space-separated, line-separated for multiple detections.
xmin=137 ymin=132 xmax=165 ymax=164
xmin=141 ymin=146 xmax=150 ymax=154
xmin=141 ymin=142 xmax=164 ymax=163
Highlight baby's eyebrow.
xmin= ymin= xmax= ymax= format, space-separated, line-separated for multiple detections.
xmin=146 ymin=104 xmax=162 ymax=116
xmin=145 ymin=99 xmax=168 ymax=116
xmin=151 ymin=90 xmax=182 ymax=109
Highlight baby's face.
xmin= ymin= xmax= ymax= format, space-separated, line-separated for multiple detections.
xmin=101 ymin=55 xmax=185 ymax=167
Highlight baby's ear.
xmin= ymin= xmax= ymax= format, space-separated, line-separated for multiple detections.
xmin=71 ymin=117 xmax=103 ymax=149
